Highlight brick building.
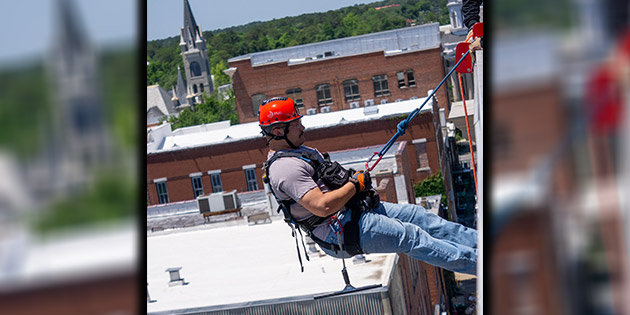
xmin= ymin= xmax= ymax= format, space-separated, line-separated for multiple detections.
xmin=147 ymin=99 xmax=443 ymax=206
xmin=225 ymin=23 xmax=450 ymax=124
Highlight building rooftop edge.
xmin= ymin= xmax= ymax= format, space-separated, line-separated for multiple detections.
xmin=228 ymin=23 xmax=440 ymax=64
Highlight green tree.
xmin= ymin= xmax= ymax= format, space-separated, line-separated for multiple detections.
xmin=414 ymin=172 xmax=447 ymax=207
xmin=211 ymin=60 xmax=231 ymax=87
xmin=168 ymin=92 xmax=238 ymax=129
xmin=148 ymin=0 xmax=453 ymax=121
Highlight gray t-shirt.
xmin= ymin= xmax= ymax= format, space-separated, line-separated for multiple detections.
xmin=266 ymin=146 xmax=338 ymax=240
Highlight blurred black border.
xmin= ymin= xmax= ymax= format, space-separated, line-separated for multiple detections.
xmin=139 ymin=0 xmax=148 ymax=313
xmin=481 ymin=0 xmax=491 ymax=311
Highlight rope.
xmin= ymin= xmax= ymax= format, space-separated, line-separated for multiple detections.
xmin=366 ymin=49 xmax=471 ymax=171
xmin=457 ymin=71 xmax=478 ymax=191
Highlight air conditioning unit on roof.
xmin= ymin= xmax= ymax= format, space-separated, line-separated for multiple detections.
xmin=349 ymin=101 xmax=360 ymax=109
xmin=197 ymin=190 xmax=240 ymax=214
xmin=363 ymin=106 xmax=379 ymax=115
xmin=364 ymin=99 xmax=375 ymax=106
xmin=306 ymin=108 xmax=317 ymax=115
xmin=320 ymin=106 xmax=331 ymax=113
xmin=380 ymin=99 xmax=388 ymax=104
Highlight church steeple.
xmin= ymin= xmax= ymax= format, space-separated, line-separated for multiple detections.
xmin=175 ymin=66 xmax=189 ymax=107
xmin=178 ymin=0 xmax=213 ymax=100
xmin=182 ymin=0 xmax=202 ymax=51
xmin=45 ymin=0 xmax=111 ymax=196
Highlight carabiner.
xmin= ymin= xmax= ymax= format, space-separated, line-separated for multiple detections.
xmin=365 ymin=152 xmax=384 ymax=172
xmin=330 ymin=215 xmax=344 ymax=235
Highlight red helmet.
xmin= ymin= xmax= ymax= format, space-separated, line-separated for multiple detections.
xmin=258 ymin=97 xmax=302 ymax=128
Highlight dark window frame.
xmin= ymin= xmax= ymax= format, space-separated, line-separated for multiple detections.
xmin=286 ymin=88 xmax=304 ymax=108
xmin=190 ymin=61 xmax=202 ymax=77
xmin=372 ymin=75 xmax=390 ymax=97
xmin=342 ymin=79 xmax=361 ymax=102
xmin=210 ymin=173 xmax=223 ymax=192
xmin=156 ymin=182 xmax=169 ymax=204
xmin=316 ymin=84 xmax=333 ymax=106
xmin=191 ymin=176 xmax=204 ymax=198
xmin=245 ymin=168 xmax=258 ymax=191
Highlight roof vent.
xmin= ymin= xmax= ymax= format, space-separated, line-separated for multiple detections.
xmin=166 ymin=267 xmax=188 ymax=286
xmin=363 ymin=106 xmax=379 ymax=115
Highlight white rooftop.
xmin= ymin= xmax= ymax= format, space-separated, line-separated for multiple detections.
xmin=147 ymin=220 xmax=396 ymax=313
xmin=229 ymin=23 xmax=441 ymax=67
xmin=147 ymin=97 xmax=433 ymax=154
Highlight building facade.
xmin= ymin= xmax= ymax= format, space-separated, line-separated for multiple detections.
xmin=226 ymin=23 xmax=450 ymax=124
xmin=147 ymin=105 xmax=441 ymax=206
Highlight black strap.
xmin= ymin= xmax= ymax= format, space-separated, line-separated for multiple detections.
xmin=342 ymin=208 xmax=364 ymax=256
xmin=263 ymin=150 xmax=364 ymax=267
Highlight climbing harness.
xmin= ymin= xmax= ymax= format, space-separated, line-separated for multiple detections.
xmin=366 ymin=22 xmax=483 ymax=172
xmin=262 ymin=149 xmax=368 ymax=271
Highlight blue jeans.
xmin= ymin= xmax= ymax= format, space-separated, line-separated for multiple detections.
xmin=320 ymin=202 xmax=478 ymax=275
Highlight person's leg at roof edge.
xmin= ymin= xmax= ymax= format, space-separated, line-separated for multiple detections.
xmin=321 ymin=202 xmax=478 ymax=275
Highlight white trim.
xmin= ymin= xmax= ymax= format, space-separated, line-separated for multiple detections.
xmin=242 ymin=164 xmax=257 ymax=170
xmin=207 ymin=170 xmax=222 ymax=175
xmin=153 ymin=177 xmax=167 ymax=183
xmin=189 ymin=172 xmax=202 ymax=178
xmin=412 ymin=138 xmax=427 ymax=144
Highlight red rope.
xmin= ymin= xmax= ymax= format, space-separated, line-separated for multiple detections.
xmin=457 ymin=72 xmax=478 ymax=192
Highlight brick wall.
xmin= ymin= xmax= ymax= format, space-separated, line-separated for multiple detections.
xmin=230 ymin=47 xmax=449 ymax=123
xmin=147 ymin=112 xmax=440 ymax=205
xmin=374 ymin=169 xmax=397 ymax=203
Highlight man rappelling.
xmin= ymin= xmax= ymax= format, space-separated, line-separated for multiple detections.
xmin=260 ymin=97 xmax=478 ymax=276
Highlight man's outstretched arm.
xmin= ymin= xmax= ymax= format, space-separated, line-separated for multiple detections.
xmin=298 ymin=182 xmax=356 ymax=217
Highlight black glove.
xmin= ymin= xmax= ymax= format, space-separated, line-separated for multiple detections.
xmin=349 ymin=170 xmax=372 ymax=193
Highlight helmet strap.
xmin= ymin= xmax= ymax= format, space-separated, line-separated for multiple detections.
xmin=283 ymin=123 xmax=299 ymax=149
xmin=262 ymin=123 xmax=299 ymax=149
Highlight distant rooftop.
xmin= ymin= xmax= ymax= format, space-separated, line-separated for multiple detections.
xmin=229 ymin=23 xmax=441 ymax=67
xmin=147 ymin=97 xmax=434 ymax=154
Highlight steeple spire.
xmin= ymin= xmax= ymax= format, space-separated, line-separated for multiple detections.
xmin=183 ymin=0 xmax=201 ymax=50
xmin=176 ymin=66 xmax=188 ymax=105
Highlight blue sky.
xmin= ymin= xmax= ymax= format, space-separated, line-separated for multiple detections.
xmin=0 ymin=0 xmax=371 ymax=64
xmin=148 ymin=0 xmax=372 ymax=41
xmin=0 ymin=0 xmax=136 ymax=63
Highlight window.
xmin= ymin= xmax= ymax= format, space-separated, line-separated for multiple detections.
xmin=245 ymin=168 xmax=258 ymax=191
xmin=156 ymin=182 xmax=169 ymax=204
xmin=372 ymin=75 xmax=389 ymax=97
xmin=316 ymin=84 xmax=333 ymax=106
xmin=191 ymin=176 xmax=204 ymax=198
xmin=396 ymin=72 xmax=406 ymax=88
xmin=286 ymin=88 xmax=304 ymax=108
xmin=251 ymin=93 xmax=267 ymax=116
xmin=210 ymin=173 xmax=223 ymax=192
xmin=406 ymin=70 xmax=416 ymax=86
xmin=413 ymin=138 xmax=429 ymax=171
xmin=193 ymin=84 xmax=198 ymax=94
xmin=190 ymin=61 xmax=202 ymax=77
xmin=397 ymin=70 xmax=416 ymax=88
xmin=342 ymin=79 xmax=360 ymax=102
xmin=200 ymin=83 xmax=204 ymax=92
